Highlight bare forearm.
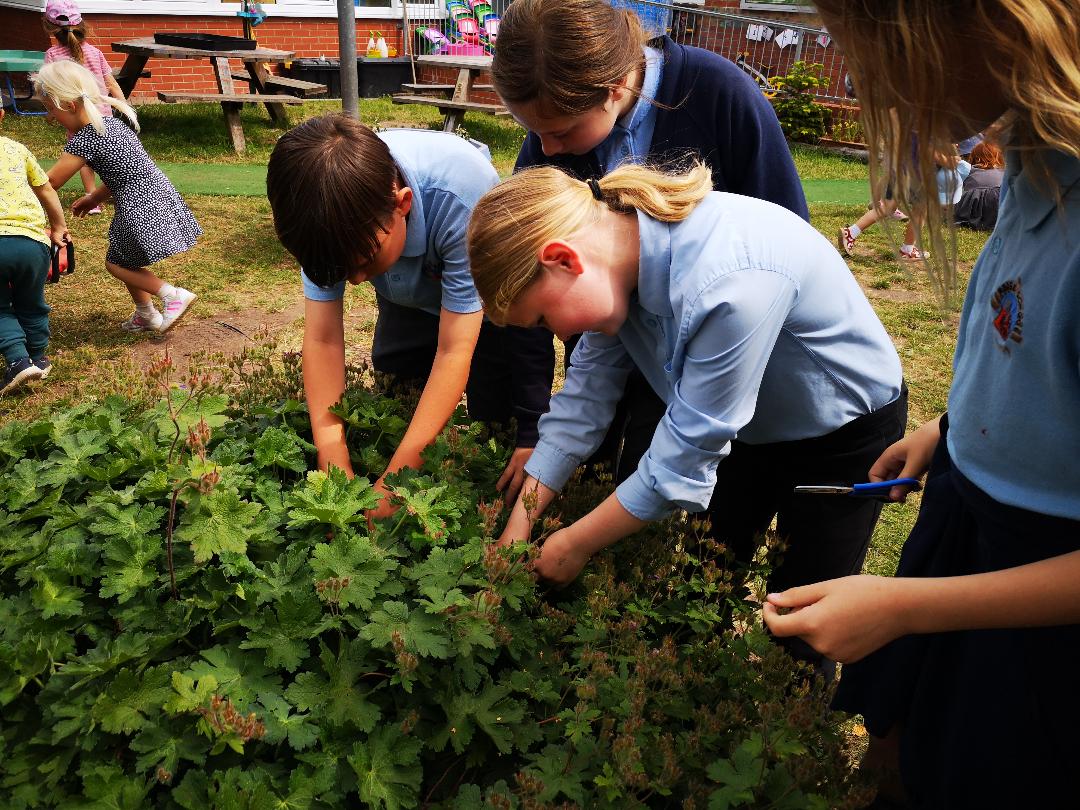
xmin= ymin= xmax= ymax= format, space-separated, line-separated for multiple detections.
xmin=896 ymin=550 xmax=1080 ymax=634
xmin=32 ymin=184 xmax=67 ymax=231
xmin=502 ymin=475 xmax=561 ymax=541
xmin=386 ymin=348 xmax=471 ymax=473
xmin=303 ymin=335 xmax=351 ymax=474
xmin=564 ymin=492 xmax=647 ymax=556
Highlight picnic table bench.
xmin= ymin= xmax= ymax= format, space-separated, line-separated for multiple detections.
xmin=392 ymin=55 xmax=506 ymax=132
xmin=229 ymin=70 xmax=328 ymax=98
xmin=112 ymin=37 xmax=318 ymax=154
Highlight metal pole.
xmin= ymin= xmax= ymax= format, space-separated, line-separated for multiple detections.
xmin=336 ymin=0 xmax=359 ymax=118
xmin=402 ymin=0 xmax=417 ymax=84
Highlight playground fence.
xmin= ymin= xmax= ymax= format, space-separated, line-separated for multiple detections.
xmin=405 ymin=0 xmax=852 ymax=102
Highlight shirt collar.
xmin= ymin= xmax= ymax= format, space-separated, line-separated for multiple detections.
xmin=615 ymin=45 xmax=663 ymax=137
xmin=1010 ymin=148 xmax=1080 ymax=232
xmin=634 ymin=208 xmax=674 ymax=317
xmin=389 ymin=146 xmax=428 ymax=258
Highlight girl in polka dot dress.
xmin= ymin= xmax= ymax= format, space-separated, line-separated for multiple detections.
xmin=36 ymin=60 xmax=199 ymax=333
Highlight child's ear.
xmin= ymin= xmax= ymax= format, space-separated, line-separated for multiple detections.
xmin=538 ymin=240 xmax=584 ymax=276
xmin=395 ymin=186 xmax=413 ymax=217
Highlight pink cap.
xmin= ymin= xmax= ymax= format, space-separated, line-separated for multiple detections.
xmin=44 ymin=0 xmax=82 ymax=26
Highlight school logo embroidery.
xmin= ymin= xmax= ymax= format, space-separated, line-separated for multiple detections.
xmin=989 ymin=277 xmax=1023 ymax=353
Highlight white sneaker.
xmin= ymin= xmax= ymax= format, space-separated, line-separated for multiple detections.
xmin=121 ymin=309 xmax=164 ymax=332
xmin=159 ymin=288 xmax=196 ymax=332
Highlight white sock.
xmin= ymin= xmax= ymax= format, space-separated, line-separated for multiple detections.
xmin=848 ymin=224 xmax=862 ymax=238
xmin=158 ymin=283 xmax=177 ymax=299
xmin=136 ymin=301 xmax=158 ymax=317
xmin=901 ymin=244 xmax=915 ymax=255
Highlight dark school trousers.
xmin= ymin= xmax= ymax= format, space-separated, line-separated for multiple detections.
xmin=0 ymin=236 xmax=51 ymax=365
xmin=708 ymin=389 xmax=909 ymax=678
xmin=371 ymin=295 xmax=550 ymax=442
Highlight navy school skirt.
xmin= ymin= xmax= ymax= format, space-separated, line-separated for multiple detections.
xmin=832 ymin=414 xmax=1080 ymax=809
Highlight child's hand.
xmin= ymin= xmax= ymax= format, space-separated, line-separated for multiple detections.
xmin=762 ymin=575 xmax=911 ymax=663
xmin=868 ymin=416 xmax=942 ymax=501
xmin=532 ymin=528 xmax=590 ymax=586
xmin=497 ymin=447 xmax=535 ymax=506
xmin=71 ymin=195 xmax=97 ymax=218
xmin=364 ymin=477 xmax=398 ymax=527
xmin=49 ymin=226 xmax=70 ymax=248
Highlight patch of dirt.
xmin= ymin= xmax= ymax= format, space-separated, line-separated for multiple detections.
xmin=128 ymin=303 xmax=306 ymax=368
xmin=125 ymin=296 xmax=379 ymax=369
xmin=862 ymin=286 xmax=923 ymax=303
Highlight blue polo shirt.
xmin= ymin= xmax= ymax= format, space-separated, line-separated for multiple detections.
xmin=594 ymin=45 xmax=663 ymax=173
xmin=524 ymin=193 xmax=903 ymax=521
xmin=301 ymin=129 xmax=499 ymax=315
xmin=947 ymin=149 xmax=1080 ymax=519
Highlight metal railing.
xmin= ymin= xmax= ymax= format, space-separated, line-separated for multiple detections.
xmin=403 ymin=0 xmax=851 ymax=103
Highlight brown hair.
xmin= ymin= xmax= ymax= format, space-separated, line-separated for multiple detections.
xmin=492 ymin=0 xmax=649 ymax=116
xmin=469 ymin=162 xmax=712 ymax=323
xmin=266 ymin=115 xmax=399 ymax=288
xmin=969 ymin=141 xmax=1005 ymax=170
xmin=42 ymin=18 xmax=88 ymax=65
xmin=814 ymin=0 xmax=1080 ymax=302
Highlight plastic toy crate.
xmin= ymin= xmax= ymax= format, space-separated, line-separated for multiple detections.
xmin=610 ymin=0 xmax=671 ymax=38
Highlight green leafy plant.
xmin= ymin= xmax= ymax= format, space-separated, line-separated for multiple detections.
xmin=770 ymin=61 xmax=829 ymax=144
xmin=829 ymin=117 xmax=865 ymax=145
xmin=0 ymin=348 xmax=870 ymax=809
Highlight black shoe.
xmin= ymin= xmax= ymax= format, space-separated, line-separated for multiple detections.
xmin=1 ymin=358 xmax=44 ymax=395
xmin=32 ymin=357 xmax=52 ymax=378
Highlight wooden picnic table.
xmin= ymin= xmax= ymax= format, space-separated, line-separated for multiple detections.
xmin=393 ymin=54 xmax=507 ymax=133
xmin=111 ymin=37 xmax=320 ymax=154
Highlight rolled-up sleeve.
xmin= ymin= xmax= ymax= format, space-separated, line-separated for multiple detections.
xmin=616 ymin=269 xmax=798 ymax=520
xmin=300 ymin=269 xmax=345 ymax=302
xmin=523 ymin=332 xmax=633 ymax=491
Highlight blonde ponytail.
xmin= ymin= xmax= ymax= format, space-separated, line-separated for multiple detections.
xmin=468 ymin=162 xmax=712 ymax=322
xmin=33 ymin=60 xmax=140 ymax=135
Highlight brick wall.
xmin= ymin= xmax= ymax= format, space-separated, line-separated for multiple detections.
xmin=0 ymin=6 xmax=405 ymax=101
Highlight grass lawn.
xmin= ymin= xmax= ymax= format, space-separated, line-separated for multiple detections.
xmin=0 ymin=98 xmax=991 ymax=580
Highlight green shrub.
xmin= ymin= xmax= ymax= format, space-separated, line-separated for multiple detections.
xmin=829 ymin=117 xmax=865 ymax=145
xmin=0 ymin=348 xmax=869 ymax=808
xmin=770 ymin=62 xmax=829 ymax=144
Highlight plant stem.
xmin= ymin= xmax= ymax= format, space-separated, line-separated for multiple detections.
xmin=166 ymin=488 xmax=180 ymax=600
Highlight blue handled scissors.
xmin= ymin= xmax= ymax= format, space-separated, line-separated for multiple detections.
xmin=793 ymin=477 xmax=922 ymax=501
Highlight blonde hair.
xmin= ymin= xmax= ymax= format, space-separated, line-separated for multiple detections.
xmin=468 ymin=163 xmax=713 ymax=323
xmin=492 ymin=0 xmax=649 ymax=116
xmin=815 ymin=0 xmax=1080 ymax=303
xmin=33 ymin=59 xmax=139 ymax=135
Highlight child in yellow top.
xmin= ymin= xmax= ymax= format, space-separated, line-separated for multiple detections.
xmin=0 ymin=107 xmax=70 ymax=395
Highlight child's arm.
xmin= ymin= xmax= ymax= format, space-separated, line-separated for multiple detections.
xmin=31 ymin=181 xmax=70 ymax=247
xmin=370 ymin=308 xmax=483 ymax=516
xmin=104 ymin=71 xmax=125 ymax=102
xmin=763 ymin=550 xmax=1080 ymax=664
xmin=868 ymin=416 xmax=942 ymax=500
xmin=499 ymin=473 xmax=646 ymax=586
xmin=72 ymin=185 xmax=112 ymax=217
xmin=302 ymin=298 xmax=354 ymax=476
xmin=47 ymin=152 xmax=86 ymax=191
